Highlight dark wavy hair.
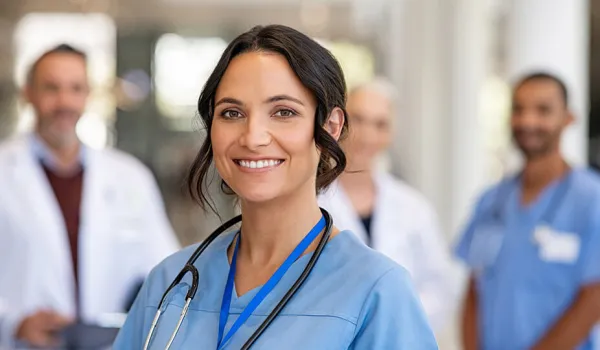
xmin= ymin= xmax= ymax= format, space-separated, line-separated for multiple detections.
xmin=187 ymin=24 xmax=349 ymax=214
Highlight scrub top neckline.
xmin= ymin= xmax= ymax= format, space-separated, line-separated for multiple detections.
xmin=219 ymin=230 xmax=350 ymax=302
xmin=515 ymin=168 xmax=574 ymax=213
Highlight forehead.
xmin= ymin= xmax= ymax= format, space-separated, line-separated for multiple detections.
xmin=513 ymin=79 xmax=565 ymax=105
xmin=347 ymin=88 xmax=392 ymax=120
xmin=32 ymin=53 xmax=87 ymax=83
xmin=215 ymin=51 xmax=314 ymax=104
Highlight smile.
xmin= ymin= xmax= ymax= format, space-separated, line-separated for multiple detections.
xmin=234 ymin=159 xmax=284 ymax=170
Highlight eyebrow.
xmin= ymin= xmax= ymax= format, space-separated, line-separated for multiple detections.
xmin=265 ymin=95 xmax=304 ymax=106
xmin=214 ymin=97 xmax=244 ymax=108
xmin=214 ymin=95 xmax=305 ymax=108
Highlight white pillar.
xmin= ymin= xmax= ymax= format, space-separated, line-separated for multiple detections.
xmin=505 ymin=0 xmax=589 ymax=166
xmin=450 ymin=0 xmax=490 ymax=236
xmin=385 ymin=0 xmax=489 ymax=237
xmin=386 ymin=0 xmax=455 ymax=234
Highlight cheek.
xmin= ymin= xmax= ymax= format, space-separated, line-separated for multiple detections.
xmin=36 ymin=96 xmax=56 ymax=113
xmin=378 ymin=131 xmax=392 ymax=149
xmin=210 ymin=124 xmax=235 ymax=170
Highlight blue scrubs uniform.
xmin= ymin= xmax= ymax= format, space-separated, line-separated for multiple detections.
xmin=114 ymin=230 xmax=438 ymax=349
xmin=455 ymin=168 xmax=600 ymax=350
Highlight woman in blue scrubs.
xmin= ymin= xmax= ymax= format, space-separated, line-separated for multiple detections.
xmin=113 ymin=25 xmax=437 ymax=349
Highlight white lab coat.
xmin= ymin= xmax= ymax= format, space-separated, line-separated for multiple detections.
xmin=0 ymin=135 xmax=179 ymax=347
xmin=318 ymin=172 xmax=455 ymax=331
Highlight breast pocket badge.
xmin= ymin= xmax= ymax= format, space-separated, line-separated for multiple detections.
xmin=468 ymin=224 xmax=505 ymax=273
xmin=534 ymin=225 xmax=580 ymax=264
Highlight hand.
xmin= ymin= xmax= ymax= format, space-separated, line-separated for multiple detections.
xmin=15 ymin=310 xmax=73 ymax=348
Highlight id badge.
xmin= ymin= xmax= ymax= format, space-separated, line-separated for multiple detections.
xmin=534 ymin=225 xmax=581 ymax=264
xmin=468 ymin=223 xmax=505 ymax=272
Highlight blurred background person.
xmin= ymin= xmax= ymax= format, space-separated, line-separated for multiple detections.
xmin=455 ymin=73 xmax=600 ymax=350
xmin=0 ymin=44 xmax=179 ymax=348
xmin=318 ymin=78 xmax=456 ymax=333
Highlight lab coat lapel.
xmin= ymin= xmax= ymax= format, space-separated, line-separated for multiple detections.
xmin=78 ymin=148 xmax=112 ymax=320
xmin=370 ymin=175 xmax=386 ymax=251
xmin=370 ymin=172 xmax=415 ymax=271
xmin=8 ymin=137 xmax=76 ymax=315
xmin=322 ymin=181 xmax=369 ymax=244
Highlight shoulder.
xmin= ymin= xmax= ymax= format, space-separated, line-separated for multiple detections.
xmin=324 ymin=231 xmax=415 ymax=304
xmin=338 ymin=231 xmax=438 ymax=348
xmin=571 ymin=168 xmax=600 ymax=197
xmin=468 ymin=175 xmax=518 ymax=214
xmin=93 ymin=148 xmax=157 ymax=185
xmin=376 ymin=172 xmax=434 ymax=212
xmin=567 ymin=168 xmax=600 ymax=221
xmin=95 ymin=148 xmax=151 ymax=174
xmin=333 ymin=230 xmax=400 ymax=273
xmin=0 ymin=136 xmax=27 ymax=162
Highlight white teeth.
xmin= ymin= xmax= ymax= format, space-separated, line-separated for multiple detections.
xmin=238 ymin=159 xmax=281 ymax=169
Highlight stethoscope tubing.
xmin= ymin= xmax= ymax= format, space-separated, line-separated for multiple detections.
xmin=143 ymin=208 xmax=333 ymax=350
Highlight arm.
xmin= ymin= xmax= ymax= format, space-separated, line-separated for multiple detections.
xmin=454 ymin=193 xmax=488 ymax=350
xmin=531 ymin=283 xmax=600 ymax=350
xmin=350 ymin=267 xmax=438 ymax=350
xmin=0 ymin=209 xmax=72 ymax=348
xmin=462 ymin=276 xmax=479 ymax=350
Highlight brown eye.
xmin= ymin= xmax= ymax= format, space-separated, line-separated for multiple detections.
xmin=273 ymin=109 xmax=297 ymax=118
xmin=221 ymin=110 xmax=242 ymax=119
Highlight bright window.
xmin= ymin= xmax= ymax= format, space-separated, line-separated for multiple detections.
xmin=316 ymin=39 xmax=376 ymax=90
xmin=154 ymin=34 xmax=227 ymax=126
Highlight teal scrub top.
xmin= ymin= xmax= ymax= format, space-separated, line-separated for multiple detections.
xmin=113 ymin=230 xmax=438 ymax=349
xmin=455 ymin=168 xmax=600 ymax=350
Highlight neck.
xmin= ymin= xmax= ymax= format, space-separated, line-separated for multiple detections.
xmin=237 ymin=184 xmax=324 ymax=266
xmin=522 ymin=150 xmax=568 ymax=190
xmin=36 ymin=131 xmax=81 ymax=172
xmin=338 ymin=168 xmax=374 ymax=192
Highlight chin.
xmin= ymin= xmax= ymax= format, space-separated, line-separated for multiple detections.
xmin=234 ymin=185 xmax=285 ymax=205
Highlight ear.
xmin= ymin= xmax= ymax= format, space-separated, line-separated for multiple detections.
xmin=324 ymin=107 xmax=345 ymax=141
xmin=565 ymin=110 xmax=575 ymax=126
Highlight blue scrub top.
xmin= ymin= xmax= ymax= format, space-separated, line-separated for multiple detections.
xmin=114 ymin=230 xmax=438 ymax=349
xmin=455 ymin=168 xmax=600 ymax=350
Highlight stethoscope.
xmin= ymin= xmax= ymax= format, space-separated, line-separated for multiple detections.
xmin=143 ymin=208 xmax=334 ymax=350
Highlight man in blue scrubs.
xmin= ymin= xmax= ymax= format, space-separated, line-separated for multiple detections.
xmin=456 ymin=72 xmax=600 ymax=350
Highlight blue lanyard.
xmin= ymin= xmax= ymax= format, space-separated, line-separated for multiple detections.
xmin=216 ymin=216 xmax=326 ymax=349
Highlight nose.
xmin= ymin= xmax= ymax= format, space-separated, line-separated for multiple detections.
xmin=513 ymin=109 xmax=539 ymax=128
xmin=238 ymin=115 xmax=272 ymax=150
xmin=56 ymin=89 xmax=77 ymax=109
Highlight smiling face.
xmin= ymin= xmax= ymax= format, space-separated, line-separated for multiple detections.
xmin=26 ymin=52 xmax=89 ymax=148
xmin=210 ymin=51 xmax=322 ymax=204
xmin=511 ymin=78 xmax=573 ymax=159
